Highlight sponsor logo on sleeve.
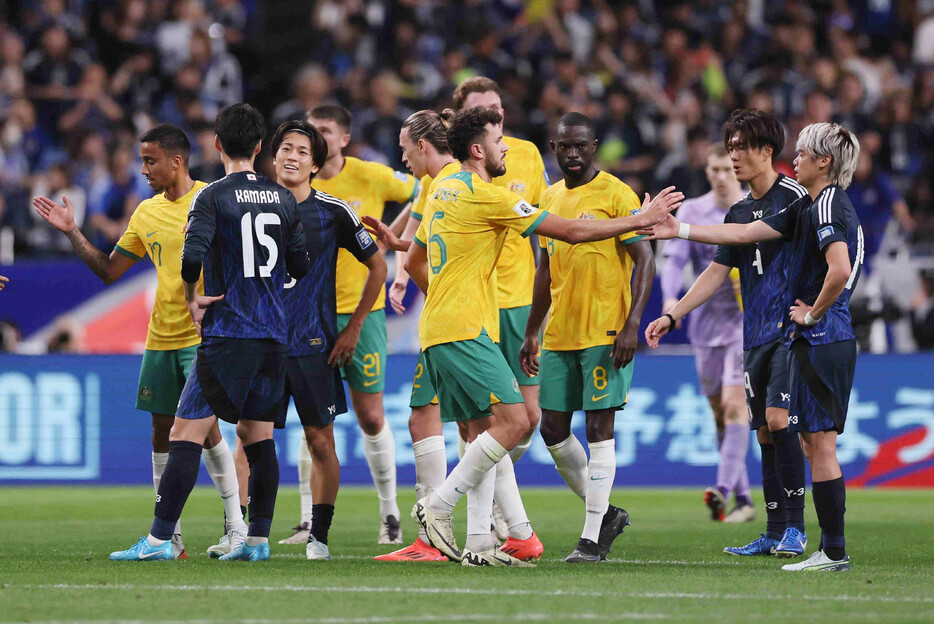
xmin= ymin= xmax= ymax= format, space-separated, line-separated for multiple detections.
xmin=512 ymin=199 xmax=536 ymax=217
xmin=357 ymin=230 xmax=374 ymax=248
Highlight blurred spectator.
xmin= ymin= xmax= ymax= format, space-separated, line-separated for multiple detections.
xmin=357 ymin=71 xmax=410 ymax=166
xmin=188 ymin=121 xmax=225 ymax=182
xmin=23 ymin=24 xmax=89 ymax=133
xmin=188 ymin=28 xmax=242 ymax=117
xmin=0 ymin=31 xmax=27 ymax=106
xmin=57 ymin=63 xmax=124 ymax=137
xmin=86 ymin=147 xmax=139 ymax=251
xmin=28 ymin=163 xmax=86 ymax=255
xmin=46 ymin=317 xmax=82 ymax=353
xmin=657 ymin=125 xmax=711 ymax=199
xmin=155 ymin=0 xmax=209 ymax=76
xmin=0 ymin=319 xmax=21 ymax=353
xmin=271 ymin=63 xmax=332 ymax=127
xmin=910 ymin=269 xmax=934 ymax=350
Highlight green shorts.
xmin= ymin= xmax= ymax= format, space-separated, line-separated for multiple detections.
xmin=337 ymin=310 xmax=387 ymax=393
xmin=539 ymin=345 xmax=634 ymax=413
xmin=424 ymin=330 xmax=524 ymax=423
xmin=136 ymin=344 xmax=199 ymax=415
xmin=410 ymin=350 xmax=439 ymax=408
xmin=499 ymin=305 xmax=538 ymax=386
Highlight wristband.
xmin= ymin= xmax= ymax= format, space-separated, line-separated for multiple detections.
xmin=663 ymin=313 xmax=676 ymax=327
xmin=804 ymin=311 xmax=820 ymax=326
xmin=677 ymin=222 xmax=691 ymax=240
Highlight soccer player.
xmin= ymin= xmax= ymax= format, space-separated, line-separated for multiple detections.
xmin=374 ymin=109 xmax=460 ymax=562
xmin=270 ymin=119 xmax=387 ymax=560
xmin=647 ymin=109 xmax=810 ymax=558
xmin=659 ymin=144 xmax=753 ymax=523
xmin=33 ymin=124 xmax=245 ymax=559
xmin=276 ymin=104 xmax=418 ymax=546
xmin=452 ymin=77 xmax=548 ymax=475
xmin=374 ymin=108 xmax=682 ymax=564
xmin=644 ymin=122 xmax=862 ymax=572
xmin=109 ymin=103 xmax=310 ymax=562
xmin=517 ymin=113 xmax=651 ymax=563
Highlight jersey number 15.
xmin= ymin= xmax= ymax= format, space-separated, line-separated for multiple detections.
xmin=241 ymin=213 xmax=280 ymax=278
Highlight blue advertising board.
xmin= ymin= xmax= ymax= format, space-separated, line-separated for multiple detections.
xmin=0 ymin=353 xmax=932 ymax=487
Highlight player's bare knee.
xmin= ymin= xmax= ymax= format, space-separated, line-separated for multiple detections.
xmin=355 ymin=408 xmax=384 ymax=436
xmin=584 ymin=411 xmax=615 ymax=443
xmin=539 ymin=414 xmax=570 ymax=447
xmin=722 ymin=400 xmax=747 ymax=425
xmin=756 ymin=426 xmax=773 ymax=445
xmin=305 ymin=431 xmax=336 ymax=461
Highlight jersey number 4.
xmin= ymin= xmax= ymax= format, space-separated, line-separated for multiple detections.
xmin=752 ymin=247 xmax=763 ymax=276
xmin=241 ymin=213 xmax=280 ymax=278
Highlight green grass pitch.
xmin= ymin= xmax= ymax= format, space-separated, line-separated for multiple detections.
xmin=1 ymin=486 xmax=932 ymax=623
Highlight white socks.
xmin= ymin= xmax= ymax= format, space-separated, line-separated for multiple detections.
xmin=298 ymin=441 xmax=314 ymax=525
xmin=508 ymin=427 xmax=535 ymax=464
xmin=413 ymin=435 xmax=447 ymax=541
xmin=152 ymin=452 xmax=181 ymax=535
xmin=363 ymin=423 xmax=399 ymax=520
xmin=464 ymin=442 xmax=497 ymax=552
xmin=430 ymin=431 xmax=507 ymax=515
xmin=582 ymin=439 xmax=616 ymax=542
xmin=546 ymin=434 xmax=588 ymax=499
xmin=493 ymin=453 xmax=533 ymax=540
xmin=203 ymin=442 xmax=247 ymax=531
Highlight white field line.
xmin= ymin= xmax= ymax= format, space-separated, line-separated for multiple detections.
xmin=15 ymin=583 xmax=934 ymax=605
xmin=0 ymin=615 xmax=667 ymax=624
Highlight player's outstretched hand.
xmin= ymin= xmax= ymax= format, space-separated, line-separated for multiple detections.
xmin=638 ymin=186 xmax=684 ymax=227
xmin=33 ymin=195 xmax=77 ymax=233
xmin=388 ymin=278 xmax=408 ymax=315
xmin=788 ymin=299 xmax=812 ymax=326
xmin=362 ymin=215 xmax=409 ymax=252
xmin=644 ymin=315 xmax=673 ymax=349
xmin=612 ymin=325 xmax=638 ymax=369
xmin=0 ymin=275 xmax=8 ymax=292
xmin=328 ymin=323 xmax=360 ymax=368
xmin=187 ymin=294 xmax=224 ymax=336
xmin=637 ymin=214 xmax=680 ymax=241
xmin=519 ymin=334 xmax=540 ymax=377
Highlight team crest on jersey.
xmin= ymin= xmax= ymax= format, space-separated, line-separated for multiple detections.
xmin=513 ymin=379 xmax=520 ymax=392
xmin=394 ymin=171 xmax=409 ymax=182
xmin=139 ymin=386 xmax=151 ymax=399
xmin=434 ymin=188 xmax=460 ymax=202
xmin=357 ymin=229 xmax=374 ymax=248
xmin=818 ymin=226 xmax=835 ymax=241
xmin=509 ymin=180 xmax=526 ymax=194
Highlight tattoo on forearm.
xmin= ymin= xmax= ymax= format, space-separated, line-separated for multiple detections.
xmin=66 ymin=228 xmax=112 ymax=282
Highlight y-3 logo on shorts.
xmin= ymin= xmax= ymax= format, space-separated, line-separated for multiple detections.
xmin=784 ymin=487 xmax=805 ymax=497
xmin=766 ymin=501 xmax=779 ymax=510
xmin=789 ymin=414 xmax=799 ymax=424
xmin=328 ymin=405 xmax=336 ymax=414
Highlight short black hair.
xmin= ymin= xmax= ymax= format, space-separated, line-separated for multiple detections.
xmin=556 ymin=112 xmax=595 ymax=135
xmin=721 ymin=108 xmax=785 ymax=162
xmin=140 ymin=124 xmax=191 ymax=165
xmin=215 ymin=103 xmax=265 ymax=160
xmin=308 ymin=104 xmax=352 ymax=132
xmin=446 ymin=107 xmax=502 ymax=162
xmin=271 ymin=120 xmax=329 ymax=178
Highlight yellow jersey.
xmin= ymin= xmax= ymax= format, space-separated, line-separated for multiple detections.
xmin=312 ymin=156 xmax=419 ymax=314
xmin=115 ymin=181 xmax=206 ymax=351
xmin=411 ymin=162 xmax=461 ymax=222
xmin=491 ymin=136 xmax=549 ymax=309
xmin=414 ymin=170 xmax=547 ymax=350
xmin=538 ymin=172 xmax=643 ymax=351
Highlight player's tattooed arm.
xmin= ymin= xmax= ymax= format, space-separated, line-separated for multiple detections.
xmin=520 ymin=253 xmax=552 ymax=377
xmin=615 ymin=239 xmax=654 ymax=369
xmin=33 ymin=195 xmax=135 ymax=284
xmin=645 ymin=261 xmax=731 ymax=348
xmin=536 ymin=187 xmax=684 ymax=244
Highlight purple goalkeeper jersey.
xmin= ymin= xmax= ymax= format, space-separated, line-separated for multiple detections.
xmin=661 ymin=192 xmax=743 ymax=347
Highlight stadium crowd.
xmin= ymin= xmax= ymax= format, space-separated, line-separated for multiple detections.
xmin=0 ymin=0 xmax=932 ymax=350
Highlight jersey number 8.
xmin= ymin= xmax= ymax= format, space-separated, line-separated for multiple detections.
xmin=241 ymin=213 xmax=280 ymax=278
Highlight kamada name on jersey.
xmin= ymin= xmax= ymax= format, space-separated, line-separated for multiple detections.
xmin=234 ymin=188 xmax=282 ymax=204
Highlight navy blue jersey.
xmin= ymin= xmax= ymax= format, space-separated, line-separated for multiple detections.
xmin=713 ymin=174 xmax=807 ymax=350
xmin=283 ymin=190 xmax=378 ymax=357
xmin=182 ymin=171 xmax=310 ymax=343
xmin=763 ymin=184 xmax=864 ymax=346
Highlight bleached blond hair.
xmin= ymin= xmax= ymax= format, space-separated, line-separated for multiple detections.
xmin=796 ymin=122 xmax=861 ymax=189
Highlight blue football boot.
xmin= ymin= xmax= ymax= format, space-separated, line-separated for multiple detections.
xmin=723 ymin=533 xmax=780 ymax=556
xmin=774 ymin=527 xmax=807 ymax=558
xmin=218 ymin=541 xmax=271 ymax=561
xmin=110 ymin=536 xmax=174 ymax=561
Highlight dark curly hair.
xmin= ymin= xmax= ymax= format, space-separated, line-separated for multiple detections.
xmin=445 ymin=107 xmax=503 ymax=163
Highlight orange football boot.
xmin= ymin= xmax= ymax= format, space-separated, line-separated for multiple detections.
xmin=499 ymin=532 xmax=543 ymax=561
xmin=373 ymin=538 xmax=449 ymax=562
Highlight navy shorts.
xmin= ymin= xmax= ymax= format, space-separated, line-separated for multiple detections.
xmin=787 ymin=338 xmax=856 ymax=434
xmin=275 ymin=354 xmax=348 ymax=429
xmin=177 ymin=337 xmax=286 ymax=424
xmin=743 ymin=339 xmax=791 ymax=430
